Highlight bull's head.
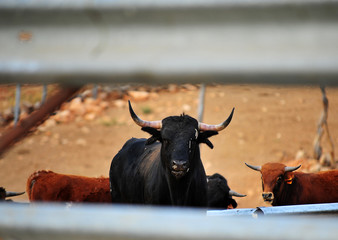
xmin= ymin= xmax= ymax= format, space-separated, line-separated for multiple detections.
xmin=128 ymin=101 xmax=234 ymax=179
xmin=207 ymin=173 xmax=246 ymax=209
xmin=245 ymin=162 xmax=301 ymax=205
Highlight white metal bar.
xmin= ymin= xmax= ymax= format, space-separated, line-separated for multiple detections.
xmin=1 ymin=0 xmax=338 ymax=85
xmin=0 ymin=202 xmax=337 ymax=240
xmin=208 ymin=203 xmax=338 ymax=217
xmin=198 ymin=84 xmax=206 ymax=122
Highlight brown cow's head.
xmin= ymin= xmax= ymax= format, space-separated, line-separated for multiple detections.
xmin=245 ymin=162 xmax=301 ymax=205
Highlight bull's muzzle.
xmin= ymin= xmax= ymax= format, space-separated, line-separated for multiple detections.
xmin=171 ymin=160 xmax=190 ymax=179
xmin=262 ymin=192 xmax=274 ymax=202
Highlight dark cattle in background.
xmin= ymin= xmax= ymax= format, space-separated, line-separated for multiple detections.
xmin=0 ymin=187 xmax=24 ymax=202
xmin=207 ymin=173 xmax=246 ymax=209
xmin=245 ymin=162 xmax=338 ymax=206
xmin=109 ymin=101 xmax=234 ymax=207
xmin=27 ymin=170 xmax=111 ymax=203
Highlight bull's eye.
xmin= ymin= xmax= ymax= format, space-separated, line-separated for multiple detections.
xmin=277 ymin=176 xmax=282 ymax=183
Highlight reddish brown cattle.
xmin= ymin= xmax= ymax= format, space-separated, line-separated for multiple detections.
xmin=245 ymin=162 xmax=338 ymax=206
xmin=26 ymin=170 xmax=111 ymax=203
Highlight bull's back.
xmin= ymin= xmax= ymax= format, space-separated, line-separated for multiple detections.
xmin=296 ymin=170 xmax=338 ymax=204
xmin=311 ymin=170 xmax=338 ymax=202
xmin=27 ymin=170 xmax=111 ymax=203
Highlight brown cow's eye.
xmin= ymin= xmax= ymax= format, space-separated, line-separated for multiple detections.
xmin=277 ymin=176 xmax=282 ymax=183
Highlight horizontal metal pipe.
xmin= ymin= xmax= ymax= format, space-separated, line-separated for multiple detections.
xmin=1 ymin=203 xmax=338 ymax=240
xmin=0 ymin=0 xmax=338 ymax=85
xmin=208 ymin=203 xmax=338 ymax=217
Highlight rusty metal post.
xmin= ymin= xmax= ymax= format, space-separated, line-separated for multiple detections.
xmin=0 ymin=85 xmax=81 ymax=156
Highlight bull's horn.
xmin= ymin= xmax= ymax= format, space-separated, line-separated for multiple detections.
xmin=245 ymin=163 xmax=262 ymax=171
xmin=128 ymin=100 xmax=162 ymax=129
xmin=198 ymin=108 xmax=234 ymax=132
xmin=284 ymin=165 xmax=301 ymax=172
xmin=6 ymin=191 xmax=25 ymax=198
xmin=229 ymin=190 xmax=246 ymax=197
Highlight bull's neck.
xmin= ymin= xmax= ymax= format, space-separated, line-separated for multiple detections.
xmin=273 ymin=175 xmax=302 ymax=206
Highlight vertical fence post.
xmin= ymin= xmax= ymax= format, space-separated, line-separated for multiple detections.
xmin=92 ymin=84 xmax=98 ymax=99
xmin=198 ymin=84 xmax=206 ymax=122
xmin=14 ymin=84 xmax=21 ymax=127
xmin=41 ymin=84 xmax=48 ymax=105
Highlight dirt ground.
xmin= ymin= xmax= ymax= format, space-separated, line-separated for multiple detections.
xmin=1 ymin=84 xmax=337 ymax=209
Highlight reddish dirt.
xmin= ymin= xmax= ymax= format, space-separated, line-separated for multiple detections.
xmin=1 ymin=84 xmax=337 ymax=208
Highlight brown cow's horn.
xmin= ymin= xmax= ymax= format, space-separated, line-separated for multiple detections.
xmin=6 ymin=191 xmax=25 ymax=198
xmin=198 ymin=108 xmax=234 ymax=131
xmin=229 ymin=190 xmax=246 ymax=197
xmin=128 ymin=100 xmax=162 ymax=129
xmin=245 ymin=162 xmax=262 ymax=171
xmin=284 ymin=165 xmax=301 ymax=172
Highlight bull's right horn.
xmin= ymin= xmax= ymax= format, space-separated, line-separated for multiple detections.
xmin=128 ymin=100 xmax=162 ymax=129
xmin=284 ymin=165 xmax=301 ymax=172
xmin=198 ymin=108 xmax=234 ymax=132
xmin=245 ymin=163 xmax=262 ymax=171
xmin=229 ymin=190 xmax=246 ymax=197
xmin=6 ymin=191 xmax=25 ymax=198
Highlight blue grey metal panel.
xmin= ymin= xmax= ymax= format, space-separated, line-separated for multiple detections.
xmin=208 ymin=203 xmax=338 ymax=217
xmin=1 ymin=202 xmax=338 ymax=240
xmin=1 ymin=0 xmax=338 ymax=85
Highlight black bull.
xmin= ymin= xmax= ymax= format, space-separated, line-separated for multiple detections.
xmin=109 ymin=101 xmax=234 ymax=207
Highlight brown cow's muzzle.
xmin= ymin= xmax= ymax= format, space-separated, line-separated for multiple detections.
xmin=262 ymin=192 xmax=274 ymax=202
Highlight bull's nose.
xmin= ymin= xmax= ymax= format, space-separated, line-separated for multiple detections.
xmin=172 ymin=160 xmax=189 ymax=172
xmin=262 ymin=192 xmax=274 ymax=201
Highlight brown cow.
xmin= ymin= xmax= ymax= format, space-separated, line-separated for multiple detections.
xmin=26 ymin=170 xmax=111 ymax=203
xmin=245 ymin=162 xmax=338 ymax=206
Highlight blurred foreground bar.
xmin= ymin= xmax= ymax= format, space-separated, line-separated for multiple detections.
xmin=1 ymin=0 xmax=338 ymax=85
xmin=0 ymin=202 xmax=337 ymax=240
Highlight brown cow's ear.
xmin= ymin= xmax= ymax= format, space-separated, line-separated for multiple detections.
xmin=284 ymin=172 xmax=294 ymax=185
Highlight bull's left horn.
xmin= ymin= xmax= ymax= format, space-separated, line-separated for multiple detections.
xmin=229 ymin=190 xmax=246 ymax=197
xmin=284 ymin=165 xmax=301 ymax=172
xmin=245 ymin=163 xmax=262 ymax=171
xmin=128 ymin=100 xmax=162 ymax=129
xmin=198 ymin=108 xmax=234 ymax=131
xmin=6 ymin=191 xmax=25 ymax=198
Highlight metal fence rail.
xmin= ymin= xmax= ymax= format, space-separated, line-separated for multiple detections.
xmin=208 ymin=202 xmax=338 ymax=217
xmin=0 ymin=202 xmax=337 ymax=240
xmin=1 ymin=0 xmax=338 ymax=85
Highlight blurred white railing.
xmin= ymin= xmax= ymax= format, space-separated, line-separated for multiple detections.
xmin=0 ymin=202 xmax=337 ymax=240
xmin=1 ymin=0 xmax=338 ymax=85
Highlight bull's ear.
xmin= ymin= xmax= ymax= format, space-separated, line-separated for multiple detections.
xmin=228 ymin=198 xmax=238 ymax=209
xmin=141 ymin=127 xmax=162 ymax=145
xmin=198 ymin=131 xmax=218 ymax=149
